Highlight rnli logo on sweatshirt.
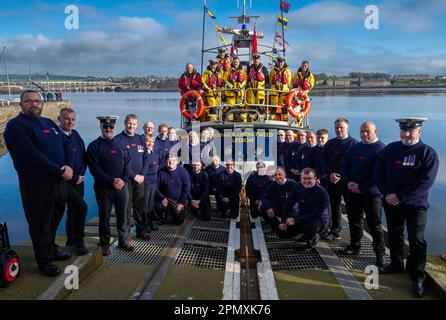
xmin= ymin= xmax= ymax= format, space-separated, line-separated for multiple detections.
xmin=42 ymin=129 xmax=50 ymax=134
xmin=402 ymin=155 xmax=416 ymax=166
xmin=110 ymin=150 xmax=118 ymax=155
xmin=356 ymin=155 xmax=366 ymax=161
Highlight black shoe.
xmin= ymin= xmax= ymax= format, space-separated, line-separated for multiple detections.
xmin=53 ymin=249 xmax=72 ymax=261
xmin=339 ymin=245 xmax=361 ymax=255
xmin=376 ymin=255 xmax=385 ymax=269
xmin=378 ymin=263 xmax=405 ymax=274
xmin=148 ymin=222 xmax=159 ymax=231
xmin=65 ymin=240 xmax=74 ymax=247
xmin=39 ymin=264 xmax=62 ymax=277
xmin=136 ymin=231 xmax=151 ymax=241
xmin=413 ymin=281 xmax=425 ymax=298
xmin=72 ymin=242 xmax=89 ymax=256
xmin=304 ymin=234 xmax=320 ymax=252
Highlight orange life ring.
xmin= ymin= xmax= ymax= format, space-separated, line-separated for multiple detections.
xmin=180 ymin=90 xmax=204 ymax=120
xmin=285 ymin=89 xmax=311 ymax=119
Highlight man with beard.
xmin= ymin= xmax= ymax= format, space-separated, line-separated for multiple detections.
xmin=4 ymin=90 xmax=73 ymax=276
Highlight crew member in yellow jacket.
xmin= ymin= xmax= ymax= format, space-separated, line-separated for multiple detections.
xmin=223 ymin=57 xmax=247 ymax=105
xmin=202 ymin=59 xmax=223 ymax=120
xmin=292 ymin=60 xmax=315 ymax=94
xmin=246 ymin=53 xmax=269 ymax=106
xmin=269 ymin=57 xmax=292 ymax=108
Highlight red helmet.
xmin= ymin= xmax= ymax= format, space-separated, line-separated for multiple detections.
xmin=302 ymin=79 xmax=311 ymax=90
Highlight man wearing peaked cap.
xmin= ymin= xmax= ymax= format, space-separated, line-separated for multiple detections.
xmin=87 ymin=114 xmax=135 ymax=256
xmin=374 ymin=117 xmax=439 ymax=297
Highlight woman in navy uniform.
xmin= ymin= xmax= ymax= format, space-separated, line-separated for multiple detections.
xmin=245 ymin=161 xmax=272 ymax=218
xmin=216 ymin=160 xmax=242 ymax=219
xmin=375 ymin=118 xmax=439 ymax=297
xmin=87 ymin=116 xmax=133 ymax=256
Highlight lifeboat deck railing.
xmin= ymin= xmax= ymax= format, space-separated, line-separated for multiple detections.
xmin=181 ymin=88 xmax=310 ymax=129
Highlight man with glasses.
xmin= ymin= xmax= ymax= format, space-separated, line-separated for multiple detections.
xmin=277 ymin=168 xmax=329 ymax=251
xmin=375 ymin=118 xmax=439 ymax=297
xmin=277 ymin=130 xmax=286 ymax=167
xmin=87 ymin=115 xmax=133 ymax=256
xmin=142 ymin=121 xmax=155 ymax=137
xmin=4 ymin=90 xmax=73 ymax=276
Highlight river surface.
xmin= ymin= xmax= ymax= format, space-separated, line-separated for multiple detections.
xmin=1 ymin=92 xmax=445 ymax=252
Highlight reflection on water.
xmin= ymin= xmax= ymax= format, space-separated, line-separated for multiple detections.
xmin=0 ymin=92 xmax=445 ymax=252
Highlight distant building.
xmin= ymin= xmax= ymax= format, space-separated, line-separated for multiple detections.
xmin=359 ymin=79 xmax=391 ymax=87
xmin=392 ymin=74 xmax=430 ymax=81
xmin=434 ymin=75 xmax=446 ymax=81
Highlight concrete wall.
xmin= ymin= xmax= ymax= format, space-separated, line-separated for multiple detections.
xmin=0 ymin=100 xmax=70 ymax=157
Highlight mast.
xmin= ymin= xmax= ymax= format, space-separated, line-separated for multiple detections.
xmin=200 ymin=0 xmax=207 ymax=74
xmin=3 ymin=47 xmax=12 ymax=100
xmin=280 ymin=2 xmax=286 ymax=57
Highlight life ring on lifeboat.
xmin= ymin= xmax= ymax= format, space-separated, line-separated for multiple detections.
xmin=180 ymin=90 xmax=204 ymax=120
xmin=285 ymin=89 xmax=311 ymax=119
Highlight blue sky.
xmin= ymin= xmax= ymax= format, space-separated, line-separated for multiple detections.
xmin=1 ymin=0 xmax=445 ymax=77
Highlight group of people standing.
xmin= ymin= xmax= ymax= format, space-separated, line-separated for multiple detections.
xmin=4 ymin=90 xmax=440 ymax=298
xmin=178 ymin=49 xmax=314 ymax=121
xmin=264 ymin=117 xmax=439 ymax=297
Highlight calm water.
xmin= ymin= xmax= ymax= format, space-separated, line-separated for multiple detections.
xmin=1 ymin=92 xmax=445 ymax=252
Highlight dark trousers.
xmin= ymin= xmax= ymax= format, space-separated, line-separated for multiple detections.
xmin=276 ymin=219 xmax=323 ymax=240
xmin=66 ymin=182 xmax=87 ymax=245
xmin=327 ymin=181 xmax=348 ymax=235
xmin=190 ymin=198 xmax=211 ymax=221
xmin=346 ymin=192 xmax=385 ymax=256
xmin=53 ymin=181 xmax=88 ymax=246
xmin=383 ymin=203 xmax=427 ymax=282
xmin=144 ymin=185 xmax=157 ymax=226
xmin=216 ymin=196 xmax=240 ymax=219
xmin=249 ymin=199 xmax=261 ymax=218
xmin=19 ymin=180 xmax=67 ymax=267
xmin=94 ymin=183 xmax=129 ymax=247
xmin=127 ymin=181 xmax=146 ymax=234
xmin=155 ymin=201 xmax=188 ymax=225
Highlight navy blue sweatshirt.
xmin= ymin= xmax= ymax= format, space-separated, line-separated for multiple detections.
xmin=374 ymin=140 xmax=439 ymax=209
xmin=322 ymin=136 xmax=357 ymax=175
xmin=87 ymin=137 xmax=131 ymax=186
xmin=260 ymin=179 xmax=298 ymax=212
xmin=188 ymin=170 xmax=210 ymax=202
xmin=205 ymin=165 xmax=226 ymax=192
xmin=63 ymin=129 xmax=87 ymax=183
xmin=156 ymin=166 xmax=191 ymax=204
xmin=289 ymin=142 xmax=307 ymax=171
xmin=245 ymin=172 xmax=272 ymax=202
xmin=307 ymin=145 xmax=326 ymax=180
xmin=144 ymin=149 xmax=159 ymax=188
xmin=340 ymin=140 xmax=385 ymax=196
xmin=277 ymin=141 xmax=286 ymax=167
xmin=216 ymin=170 xmax=242 ymax=200
xmin=282 ymin=141 xmax=296 ymax=173
xmin=115 ymin=131 xmax=148 ymax=179
xmin=4 ymin=113 xmax=72 ymax=184
xmin=281 ymin=183 xmax=329 ymax=227
xmin=155 ymin=136 xmax=173 ymax=169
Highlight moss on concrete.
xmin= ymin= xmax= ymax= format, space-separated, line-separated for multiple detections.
xmin=66 ymin=262 xmax=151 ymax=300
xmin=274 ymin=270 xmax=348 ymax=300
xmin=154 ymin=265 xmax=225 ymax=300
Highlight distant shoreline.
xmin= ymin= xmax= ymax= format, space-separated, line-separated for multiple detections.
xmin=2 ymin=86 xmax=446 ymax=96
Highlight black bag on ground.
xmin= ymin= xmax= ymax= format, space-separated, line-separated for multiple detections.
xmin=0 ymin=222 xmax=21 ymax=287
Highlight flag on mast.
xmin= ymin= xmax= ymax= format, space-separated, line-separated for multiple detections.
xmin=252 ymin=25 xmax=258 ymax=56
xmin=280 ymin=1 xmax=291 ymax=13
xmin=278 ymin=16 xmax=288 ymax=29
xmin=219 ymin=34 xmax=228 ymax=45
xmin=214 ymin=24 xmax=222 ymax=32
xmin=205 ymin=6 xmax=217 ymax=19
xmin=230 ymin=41 xmax=238 ymax=58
